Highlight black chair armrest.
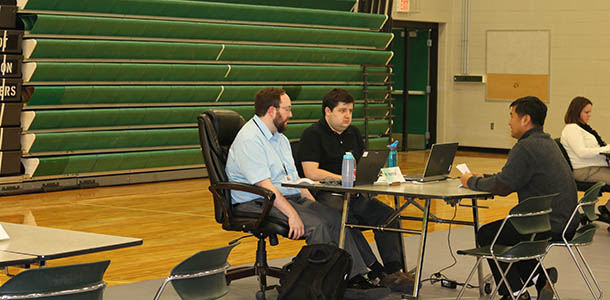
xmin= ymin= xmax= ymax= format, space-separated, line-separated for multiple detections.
xmin=209 ymin=182 xmax=276 ymax=230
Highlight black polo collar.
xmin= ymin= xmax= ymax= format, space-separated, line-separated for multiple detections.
xmin=319 ymin=117 xmax=355 ymax=138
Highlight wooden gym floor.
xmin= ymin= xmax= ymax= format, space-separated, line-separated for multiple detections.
xmin=0 ymin=150 xmax=563 ymax=286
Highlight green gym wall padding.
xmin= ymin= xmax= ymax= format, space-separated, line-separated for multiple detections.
xmin=20 ymin=15 xmax=392 ymax=49
xmin=18 ymin=0 xmax=383 ymax=30
xmin=24 ymin=39 xmax=392 ymax=65
xmin=28 ymin=148 xmax=203 ymax=177
xmin=25 ymin=85 xmax=390 ymax=106
xmin=23 ymin=104 xmax=388 ymax=131
xmin=24 ymin=63 xmax=388 ymax=84
xmin=26 ymin=129 xmax=199 ymax=154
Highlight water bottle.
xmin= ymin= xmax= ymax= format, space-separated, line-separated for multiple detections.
xmin=341 ymin=152 xmax=355 ymax=188
xmin=387 ymin=140 xmax=399 ymax=168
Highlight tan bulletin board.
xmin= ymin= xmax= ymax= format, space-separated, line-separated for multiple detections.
xmin=486 ymin=30 xmax=550 ymax=102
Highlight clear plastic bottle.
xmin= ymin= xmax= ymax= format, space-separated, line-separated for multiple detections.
xmin=341 ymin=152 xmax=355 ymax=188
xmin=387 ymin=140 xmax=399 ymax=168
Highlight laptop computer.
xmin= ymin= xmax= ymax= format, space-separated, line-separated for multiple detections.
xmin=404 ymin=142 xmax=459 ymax=182
xmin=354 ymin=149 xmax=389 ymax=186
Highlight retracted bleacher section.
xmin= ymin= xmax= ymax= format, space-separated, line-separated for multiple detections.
xmin=11 ymin=0 xmax=393 ymax=186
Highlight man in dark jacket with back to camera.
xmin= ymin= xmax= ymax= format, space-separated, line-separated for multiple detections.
xmin=460 ymin=96 xmax=580 ymax=300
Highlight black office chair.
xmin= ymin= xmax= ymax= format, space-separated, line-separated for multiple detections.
xmin=554 ymin=138 xmax=610 ymax=228
xmin=197 ymin=109 xmax=290 ymax=299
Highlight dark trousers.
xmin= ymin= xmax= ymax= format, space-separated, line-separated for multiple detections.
xmin=478 ymin=219 xmax=574 ymax=296
xmin=315 ymin=191 xmax=404 ymax=274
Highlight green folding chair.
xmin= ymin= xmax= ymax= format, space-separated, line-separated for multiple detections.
xmin=545 ymin=181 xmax=604 ymax=300
xmin=0 ymin=260 xmax=110 ymax=300
xmin=455 ymin=194 xmax=557 ymax=300
xmin=153 ymin=242 xmax=238 ymax=300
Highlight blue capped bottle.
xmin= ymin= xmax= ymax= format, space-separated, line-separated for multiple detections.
xmin=341 ymin=152 xmax=355 ymax=188
xmin=386 ymin=140 xmax=399 ymax=168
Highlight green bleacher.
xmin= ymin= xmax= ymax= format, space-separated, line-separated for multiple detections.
xmin=18 ymin=0 xmax=394 ymax=179
xmin=24 ymin=40 xmax=392 ymax=65
xmin=22 ymin=104 xmax=388 ymax=132
xmin=18 ymin=0 xmax=380 ymax=29
xmin=21 ymin=15 xmax=392 ymax=49
xmin=24 ymin=63 xmax=388 ymax=84
xmin=25 ymin=85 xmax=390 ymax=107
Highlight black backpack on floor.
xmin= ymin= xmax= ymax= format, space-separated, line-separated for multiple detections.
xmin=278 ymin=244 xmax=352 ymax=300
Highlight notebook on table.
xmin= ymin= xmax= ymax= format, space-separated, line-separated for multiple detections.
xmin=404 ymin=142 xmax=459 ymax=182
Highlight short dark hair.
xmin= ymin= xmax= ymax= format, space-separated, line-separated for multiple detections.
xmin=322 ymin=88 xmax=354 ymax=115
xmin=254 ymin=88 xmax=286 ymax=117
xmin=509 ymin=96 xmax=547 ymax=127
xmin=564 ymin=96 xmax=592 ymax=124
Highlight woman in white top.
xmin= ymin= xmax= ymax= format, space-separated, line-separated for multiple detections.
xmin=560 ymin=96 xmax=610 ymax=216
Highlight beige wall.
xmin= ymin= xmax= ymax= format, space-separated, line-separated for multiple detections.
xmin=393 ymin=0 xmax=610 ymax=149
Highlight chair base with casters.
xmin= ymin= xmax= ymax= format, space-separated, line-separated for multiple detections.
xmin=0 ymin=260 xmax=110 ymax=300
xmin=222 ymin=235 xmax=286 ymax=300
xmin=456 ymin=194 xmax=559 ymax=300
xmin=544 ymin=181 xmax=605 ymax=300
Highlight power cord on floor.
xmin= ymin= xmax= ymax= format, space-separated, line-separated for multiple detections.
xmin=422 ymin=205 xmax=479 ymax=289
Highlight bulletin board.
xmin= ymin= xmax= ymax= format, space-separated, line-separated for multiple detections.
xmin=486 ymin=30 xmax=550 ymax=102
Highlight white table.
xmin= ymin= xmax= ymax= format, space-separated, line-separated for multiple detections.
xmin=0 ymin=222 xmax=142 ymax=265
xmin=0 ymin=251 xmax=36 ymax=268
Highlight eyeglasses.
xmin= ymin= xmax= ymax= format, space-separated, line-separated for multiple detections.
xmin=276 ymin=106 xmax=292 ymax=113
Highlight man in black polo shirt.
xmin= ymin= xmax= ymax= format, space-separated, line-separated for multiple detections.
xmin=460 ymin=96 xmax=579 ymax=300
xmin=297 ymin=88 xmax=414 ymax=293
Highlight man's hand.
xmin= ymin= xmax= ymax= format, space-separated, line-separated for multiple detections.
xmin=460 ymin=172 xmax=482 ymax=188
xmin=460 ymin=173 xmax=473 ymax=188
xmin=287 ymin=213 xmax=305 ymax=240
xmin=301 ymin=188 xmax=315 ymax=201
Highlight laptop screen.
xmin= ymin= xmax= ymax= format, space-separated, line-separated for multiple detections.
xmin=422 ymin=142 xmax=459 ymax=178
xmin=355 ymin=149 xmax=389 ymax=185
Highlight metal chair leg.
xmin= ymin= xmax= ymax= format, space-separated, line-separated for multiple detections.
xmin=564 ymin=242 xmax=596 ymax=300
xmin=153 ymin=278 xmax=172 ymax=300
xmin=516 ymin=259 xmax=545 ymax=300
xmin=490 ymin=260 xmax=516 ymax=300
xmin=456 ymin=257 xmax=482 ymax=300
xmin=539 ymin=263 xmax=561 ymax=300
xmin=575 ymin=246 xmax=602 ymax=300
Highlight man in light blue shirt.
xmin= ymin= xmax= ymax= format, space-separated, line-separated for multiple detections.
xmin=226 ymin=88 xmax=389 ymax=299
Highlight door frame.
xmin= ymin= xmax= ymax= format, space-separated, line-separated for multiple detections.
xmin=391 ymin=21 xmax=438 ymax=150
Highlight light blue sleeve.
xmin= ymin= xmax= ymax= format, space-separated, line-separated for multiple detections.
xmin=232 ymin=135 xmax=271 ymax=185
